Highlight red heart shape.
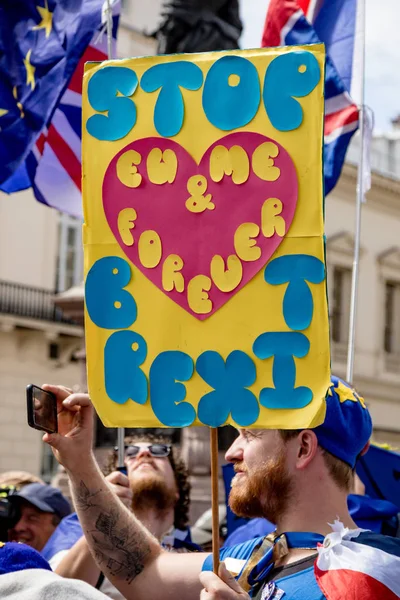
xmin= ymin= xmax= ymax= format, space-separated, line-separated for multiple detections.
xmin=103 ymin=132 xmax=298 ymax=320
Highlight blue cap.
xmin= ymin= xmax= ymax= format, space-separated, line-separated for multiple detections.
xmin=9 ymin=483 xmax=71 ymax=519
xmin=313 ymin=376 xmax=373 ymax=468
xmin=0 ymin=542 xmax=51 ymax=574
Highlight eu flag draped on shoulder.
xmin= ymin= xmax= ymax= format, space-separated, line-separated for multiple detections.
xmin=262 ymin=0 xmax=360 ymax=195
xmin=0 ymin=0 xmax=119 ymax=217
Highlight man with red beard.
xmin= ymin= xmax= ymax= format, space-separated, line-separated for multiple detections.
xmin=53 ymin=435 xmax=198 ymax=599
xmin=42 ymin=377 xmax=400 ymax=600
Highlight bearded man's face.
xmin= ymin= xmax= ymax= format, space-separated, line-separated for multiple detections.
xmin=125 ymin=443 xmax=178 ymax=513
xmin=226 ymin=430 xmax=294 ymax=525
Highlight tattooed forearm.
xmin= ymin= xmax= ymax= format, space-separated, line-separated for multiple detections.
xmin=70 ymin=470 xmax=157 ymax=591
xmin=75 ymin=480 xmax=101 ymax=512
xmin=89 ymin=509 xmax=151 ymax=583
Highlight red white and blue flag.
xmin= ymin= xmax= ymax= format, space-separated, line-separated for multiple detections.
xmin=315 ymin=522 xmax=400 ymax=599
xmin=0 ymin=1 xmax=120 ymax=218
xmin=262 ymin=0 xmax=361 ymax=195
xmin=30 ymin=10 xmax=119 ymax=218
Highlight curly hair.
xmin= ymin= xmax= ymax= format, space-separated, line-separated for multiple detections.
xmin=104 ymin=433 xmax=191 ymax=531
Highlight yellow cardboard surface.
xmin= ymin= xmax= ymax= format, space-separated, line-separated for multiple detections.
xmin=82 ymin=45 xmax=330 ymax=429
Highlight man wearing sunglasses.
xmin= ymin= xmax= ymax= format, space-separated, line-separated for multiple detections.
xmin=105 ymin=436 xmax=197 ymax=551
xmin=41 ymin=379 xmax=400 ymax=600
xmin=53 ymin=434 xmax=199 ymax=599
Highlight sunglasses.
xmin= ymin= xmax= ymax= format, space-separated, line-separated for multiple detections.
xmin=122 ymin=444 xmax=172 ymax=459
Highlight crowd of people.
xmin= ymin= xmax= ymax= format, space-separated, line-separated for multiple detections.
xmin=0 ymin=376 xmax=400 ymax=599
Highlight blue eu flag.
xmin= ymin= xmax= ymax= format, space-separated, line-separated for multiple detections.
xmin=0 ymin=0 xmax=103 ymax=184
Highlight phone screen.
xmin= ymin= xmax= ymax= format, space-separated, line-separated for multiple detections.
xmin=27 ymin=385 xmax=57 ymax=433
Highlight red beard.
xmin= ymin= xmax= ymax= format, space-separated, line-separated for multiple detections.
xmin=228 ymin=449 xmax=293 ymax=524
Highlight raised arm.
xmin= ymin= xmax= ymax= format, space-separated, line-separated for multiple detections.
xmin=42 ymin=385 xmax=206 ymax=600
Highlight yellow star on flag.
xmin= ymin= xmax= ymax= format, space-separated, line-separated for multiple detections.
xmin=13 ymin=86 xmax=25 ymax=118
xmin=23 ymin=49 xmax=36 ymax=91
xmin=335 ymin=379 xmax=366 ymax=409
xmin=33 ymin=0 xmax=53 ymax=38
xmin=0 ymin=109 xmax=8 ymax=118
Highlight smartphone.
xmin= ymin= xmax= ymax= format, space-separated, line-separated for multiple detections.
xmin=26 ymin=385 xmax=57 ymax=434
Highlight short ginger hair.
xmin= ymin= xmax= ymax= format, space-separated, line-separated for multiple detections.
xmin=279 ymin=430 xmax=354 ymax=491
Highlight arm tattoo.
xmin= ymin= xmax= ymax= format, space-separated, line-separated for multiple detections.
xmin=92 ymin=509 xmax=151 ymax=583
xmin=75 ymin=480 xmax=151 ymax=584
xmin=75 ymin=481 xmax=101 ymax=512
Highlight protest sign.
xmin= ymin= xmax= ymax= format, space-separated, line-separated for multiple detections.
xmin=82 ymin=44 xmax=330 ymax=429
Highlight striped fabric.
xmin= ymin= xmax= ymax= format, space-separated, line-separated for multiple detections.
xmin=24 ymin=4 xmax=119 ymax=217
xmin=315 ymin=523 xmax=400 ymax=599
xmin=262 ymin=0 xmax=360 ymax=195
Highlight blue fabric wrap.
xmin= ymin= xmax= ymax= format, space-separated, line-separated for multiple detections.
xmin=0 ymin=542 xmax=52 ymax=574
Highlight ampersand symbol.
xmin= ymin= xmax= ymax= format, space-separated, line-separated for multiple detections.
xmin=185 ymin=175 xmax=215 ymax=213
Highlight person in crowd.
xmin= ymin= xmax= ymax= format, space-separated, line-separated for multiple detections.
xmin=0 ymin=541 xmax=110 ymax=599
xmin=41 ymin=377 xmax=400 ymax=600
xmin=52 ymin=434 xmax=199 ymax=599
xmin=222 ymin=465 xmax=400 ymax=546
xmin=104 ymin=434 xmax=197 ymax=550
xmin=7 ymin=483 xmax=71 ymax=553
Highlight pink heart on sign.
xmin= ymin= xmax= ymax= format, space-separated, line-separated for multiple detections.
xmin=102 ymin=132 xmax=298 ymax=320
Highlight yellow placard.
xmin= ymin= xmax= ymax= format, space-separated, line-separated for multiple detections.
xmin=82 ymin=44 xmax=330 ymax=429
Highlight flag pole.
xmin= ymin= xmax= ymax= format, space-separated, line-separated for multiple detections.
xmin=346 ymin=0 xmax=366 ymax=384
xmin=105 ymin=0 xmax=124 ymax=467
xmin=106 ymin=0 xmax=113 ymax=63
xmin=210 ymin=428 xmax=220 ymax=574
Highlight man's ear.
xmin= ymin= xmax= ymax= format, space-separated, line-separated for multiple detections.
xmin=360 ymin=441 xmax=370 ymax=457
xmin=295 ymin=430 xmax=319 ymax=470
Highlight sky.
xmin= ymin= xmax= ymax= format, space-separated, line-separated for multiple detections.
xmin=240 ymin=0 xmax=400 ymax=131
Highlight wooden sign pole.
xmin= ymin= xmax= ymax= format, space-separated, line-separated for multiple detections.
xmin=210 ymin=427 xmax=220 ymax=574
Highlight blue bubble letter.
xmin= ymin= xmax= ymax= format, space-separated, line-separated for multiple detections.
xmin=85 ymin=257 xmax=137 ymax=329
xmin=253 ymin=332 xmax=312 ymax=409
xmin=86 ymin=67 xmax=138 ymax=140
xmin=203 ymin=56 xmax=260 ymax=131
xmin=265 ymin=255 xmax=325 ymax=331
xmin=150 ymin=351 xmax=196 ymax=426
xmin=140 ymin=62 xmax=203 ymax=137
xmin=196 ymin=351 xmax=259 ymax=427
xmin=104 ymin=331 xmax=148 ymax=405
xmin=263 ymin=51 xmax=321 ymax=131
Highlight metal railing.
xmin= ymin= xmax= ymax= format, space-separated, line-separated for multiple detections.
xmin=0 ymin=280 xmax=76 ymax=325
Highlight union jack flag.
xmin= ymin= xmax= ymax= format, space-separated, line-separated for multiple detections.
xmin=0 ymin=1 xmax=120 ymax=218
xmin=315 ymin=521 xmax=400 ymax=600
xmin=262 ymin=0 xmax=360 ymax=195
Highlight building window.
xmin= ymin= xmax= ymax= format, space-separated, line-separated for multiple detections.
xmin=331 ymin=266 xmax=352 ymax=343
xmin=56 ymin=214 xmax=83 ymax=292
xmin=48 ymin=343 xmax=59 ymax=360
xmin=384 ymin=281 xmax=400 ymax=354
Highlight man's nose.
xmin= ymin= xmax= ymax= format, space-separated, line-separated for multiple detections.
xmin=13 ymin=516 xmax=28 ymax=532
xmin=136 ymin=446 xmax=151 ymax=459
xmin=225 ymin=437 xmax=243 ymax=463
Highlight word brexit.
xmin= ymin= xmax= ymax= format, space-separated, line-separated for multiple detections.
xmin=85 ymin=253 xmax=325 ymax=427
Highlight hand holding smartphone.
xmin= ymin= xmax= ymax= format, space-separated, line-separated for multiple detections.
xmin=26 ymin=384 xmax=58 ymax=434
